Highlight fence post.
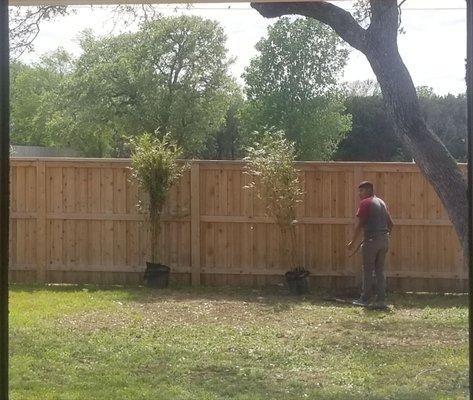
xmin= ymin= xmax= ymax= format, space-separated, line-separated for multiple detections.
xmin=190 ymin=162 xmax=201 ymax=285
xmin=36 ymin=160 xmax=47 ymax=283
xmin=352 ymin=165 xmax=363 ymax=289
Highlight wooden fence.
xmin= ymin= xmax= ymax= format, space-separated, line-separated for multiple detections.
xmin=9 ymin=158 xmax=467 ymax=292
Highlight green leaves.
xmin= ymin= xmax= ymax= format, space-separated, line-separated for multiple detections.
xmin=245 ymin=18 xmax=348 ymax=101
xmin=335 ymin=88 xmax=467 ymax=162
xmin=10 ymin=54 xmax=71 ymax=147
xmin=131 ymin=132 xmax=183 ymax=218
xmin=11 ymin=16 xmax=236 ymax=158
xmin=11 ymin=15 xmax=358 ymax=162
xmin=244 ymin=130 xmax=303 ymax=228
xmin=131 ymin=132 xmax=184 ymax=262
xmin=244 ymin=130 xmax=305 ymax=270
xmin=242 ymin=18 xmax=351 ymax=161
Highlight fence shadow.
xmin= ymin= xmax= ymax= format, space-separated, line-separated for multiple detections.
xmin=9 ymin=283 xmax=467 ymax=311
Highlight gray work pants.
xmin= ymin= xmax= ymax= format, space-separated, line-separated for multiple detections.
xmin=361 ymin=234 xmax=389 ymax=303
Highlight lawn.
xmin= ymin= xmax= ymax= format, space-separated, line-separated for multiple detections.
xmin=9 ymin=284 xmax=468 ymax=400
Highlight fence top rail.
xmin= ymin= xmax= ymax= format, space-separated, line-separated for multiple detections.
xmin=10 ymin=157 xmax=467 ymax=168
xmin=11 ymin=157 xmax=132 ymax=163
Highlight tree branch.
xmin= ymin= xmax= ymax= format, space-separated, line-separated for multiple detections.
xmin=10 ymin=6 xmax=69 ymax=58
xmin=251 ymin=2 xmax=367 ymax=52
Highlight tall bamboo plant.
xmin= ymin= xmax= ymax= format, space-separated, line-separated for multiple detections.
xmin=244 ymin=131 xmax=304 ymax=272
xmin=131 ymin=133 xmax=183 ymax=264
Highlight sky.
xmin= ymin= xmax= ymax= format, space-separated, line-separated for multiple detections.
xmin=19 ymin=0 xmax=467 ymax=95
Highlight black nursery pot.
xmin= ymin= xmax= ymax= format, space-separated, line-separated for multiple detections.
xmin=144 ymin=262 xmax=170 ymax=288
xmin=285 ymin=270 xmax=310 ymax=295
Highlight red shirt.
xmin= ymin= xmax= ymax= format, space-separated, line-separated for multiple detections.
xmin=356 ymin=195 xmax=390 ymax=238
xmin=356 ymin=196 xmax=374 ymax=224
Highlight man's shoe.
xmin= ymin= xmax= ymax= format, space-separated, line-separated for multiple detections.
xmin=352 ymin=298 xmax=368 ymax=307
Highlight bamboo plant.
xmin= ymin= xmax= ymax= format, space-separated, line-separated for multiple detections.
xmin=131 ymin=133 xmax=183 ymax=264
xmin=244 ymin=130 xmax=305 ymax=272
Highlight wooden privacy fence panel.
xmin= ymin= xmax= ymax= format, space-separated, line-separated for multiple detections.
xmin=9 ymin=158 xmax=467 ymax=291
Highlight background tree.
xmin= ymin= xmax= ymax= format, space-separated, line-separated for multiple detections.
xmin=57 ymin=30 xmax=151 ymax=157
xmin=252 ymin=1 xmax=468 ymax=254
xmin=26 ymin=16 xmax=236 ymax=157
xmin=335 ymin=84 xmax=466 ymax=162
xmin=136 ymin=16 xmax=234 ymax=156
xmin=202 ymin=87 xmax=247 ymax=160
xmin=10 ymin=49 xmax=73 ymax=147
xmin=417 ymin=87 xmax=467 ymax=162
xmin=334 ymin=95 xmax=408 ymax=161
xmin=242 ymin=17 xmax=351 ymax=160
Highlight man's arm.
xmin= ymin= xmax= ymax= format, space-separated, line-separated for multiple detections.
xmin=348 ymin=198 xmax=369 ymax=251
xmin=347 ymin=218 xmax=364 ymax=251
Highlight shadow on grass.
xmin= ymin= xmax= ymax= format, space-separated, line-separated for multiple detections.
xmin=9 ymin=283 xmax=467 ymax=312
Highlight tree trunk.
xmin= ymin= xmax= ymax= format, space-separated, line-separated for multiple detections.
xmin=289 ymin=224 xmax=299 ymax=270
xmin=150 ymin=211 xmax=161 ymax=263
xmin=251 ymin=1 xmax=469 ymax=256
xmin=280 ymin=224 xmax=299 ymax=270
xmin=364 ymin=40 xmax=468 ymax=255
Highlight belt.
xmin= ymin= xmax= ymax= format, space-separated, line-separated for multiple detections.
xmin=364 ymin=231 xmax=389 ymax=240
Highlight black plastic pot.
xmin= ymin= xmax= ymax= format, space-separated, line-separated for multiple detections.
xmin=285 ymin=270 xmax=310 ymax=295
xmin=144 ymin=262 xmax=170 ymax=288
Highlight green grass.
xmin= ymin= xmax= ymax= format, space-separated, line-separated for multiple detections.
xmin=9 ymin=285 xmax=468 ymax=399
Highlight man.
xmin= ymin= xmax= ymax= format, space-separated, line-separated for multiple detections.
xmin=347 ymin=181 xmax=394 ymax=309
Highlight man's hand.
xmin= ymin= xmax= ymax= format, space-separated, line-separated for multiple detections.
xmin=350 ymin=219 xmax=363 ymax=253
